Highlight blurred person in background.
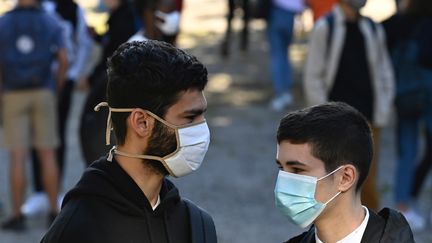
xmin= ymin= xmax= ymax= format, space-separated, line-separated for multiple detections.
xmin=275 ymin=102 xmax=414 ymax=243
xmin=303 ymin=0 xmax=395 ymax=211
xmin=21 ymin=0 xmax=93 ymax=218
xmin=306 ymin=0 xmax=338 ymax=22
xmin=383 ymin=0 xmax=432 ymax=231
xmin=133 ymin=0 xmax=158 ymax=39
xmin=266 ymin=0 xmax=305 ymax=111
xmin=131 ymin=0 xmax=182 ymax=45
xmin=409 ymin=133 xmax=432 ymax=224
xmin=154 ymin=0 xmax=182 ymax=45
xmin=79 ymin=0 xmax=136 ymax=165
xmin=0 ymin=0 xmax=68 ymax=231
xmin=219 ymin=0 xmax=251 ymax=57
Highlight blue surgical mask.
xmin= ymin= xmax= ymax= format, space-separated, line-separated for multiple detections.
xmin=274 ymin=167 xmax=343 ymax=228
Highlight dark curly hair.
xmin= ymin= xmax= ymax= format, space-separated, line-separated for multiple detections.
xmin=107 ymin=40 xmax=208 ymax=145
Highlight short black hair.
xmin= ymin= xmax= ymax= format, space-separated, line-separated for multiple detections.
xmin=107 ymin=40 xmax=208 ymax=145
xmin=277 ymin=102 xmax=373 ymax=191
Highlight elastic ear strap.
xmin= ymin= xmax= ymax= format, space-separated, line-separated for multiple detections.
xmin=324 ymin=191 xmax=341 ymax=205
xmin=93 ymin=102 xmax=176 ymax=145
xmin=107 ymin=146 xmax=116 ymax=162
xmin=114 ymin=149 xmax=176 ymax=176
xmin=106 ymin=110 xmax=112 ymax=145
xmin=318 ymin=166 xmax=344 ymax=181
xmin=94 ymin=102 xmax=112 ymax=145
xmin=94 ymin=102 xmax=134 ymax=145
xmin=143 ymin=110 xmax=177 ymax=129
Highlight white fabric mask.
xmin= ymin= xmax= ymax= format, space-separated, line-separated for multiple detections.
xmin=155 ymin=10 xmax=180 ymax=35
xmin=94 ymin=102 xmax=210 ymax=177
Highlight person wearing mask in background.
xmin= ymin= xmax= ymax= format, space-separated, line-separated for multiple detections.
xmin=130 ymin=0 xmax=182 ymax=45
xmin=0 ymin=0 xmax=68 ymax=230
xmin=266 ymin=0 xmax=305 ymax=111
xmin=21 ymin=0 xmax=93 ymax=218
xmin=275 ymin=102 xmax=414 ymax=242
xmin=41 ymin=40 xmax=216 ymax=243
xmin=303 ymin=0 xmax=395 ymax=211
xmin=133 ymin=0 xmax=158 ymax=39
xmin=78 ymin=0 xmax=136 ymax=165
xmin=383 ymin=0 xmax=432 ymax=231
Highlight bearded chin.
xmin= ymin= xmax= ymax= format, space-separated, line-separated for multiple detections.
xmin=142 ymin=121 xmax=177 ymax=175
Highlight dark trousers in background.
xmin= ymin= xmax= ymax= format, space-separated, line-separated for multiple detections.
xmin=411 ymin=130 xmax=432 ymax=198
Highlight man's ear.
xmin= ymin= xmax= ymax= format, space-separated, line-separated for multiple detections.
xmin=338 ymin=165 xmax=357 ymax=193
xmin=128 ymin=109 xmax=155 ymax=138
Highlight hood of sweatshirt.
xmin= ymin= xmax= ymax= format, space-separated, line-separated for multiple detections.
xmin=62 ymin=156 xmax=181 ymax=217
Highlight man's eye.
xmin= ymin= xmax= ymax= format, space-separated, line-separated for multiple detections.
xmin=292 ymin=168 xmax=304 ymax=173
xmin=285 ymin=167 xmax=303 ymax=173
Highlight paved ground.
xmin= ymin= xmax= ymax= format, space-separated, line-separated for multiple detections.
xmin=1 ymin=0 xmax=432 ymax=242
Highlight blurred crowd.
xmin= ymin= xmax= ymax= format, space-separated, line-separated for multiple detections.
xmin=0 ymin=0 xmax=431 ymax=236
xmin=0 ymin=0 xmax=184 ymax=231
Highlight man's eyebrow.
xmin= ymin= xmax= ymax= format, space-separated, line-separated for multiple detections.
xmin=276 ymin=160 xmax=307 ymax=167
xmin=182 ymin=108 xmax=207 ymax=116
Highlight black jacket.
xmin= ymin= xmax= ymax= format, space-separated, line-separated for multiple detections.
xmin=89 ymin=2 xmax=136 ymax=84
xmin=41 ymin=157 xmax=215 ymax=243
xmin=286 ymin=208 xmax=414 ymax=243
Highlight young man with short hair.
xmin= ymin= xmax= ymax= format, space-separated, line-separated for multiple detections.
xmin=274 ymin=102 xmax=414 ymax=242
xmin=41 ymin=40 xmax=216 ymax=242
xmin=303 ymin=0 xmax=395 ymax=211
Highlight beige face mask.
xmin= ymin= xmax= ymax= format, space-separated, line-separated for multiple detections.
xmin=94 ymin=102 xmax=211 ymax=177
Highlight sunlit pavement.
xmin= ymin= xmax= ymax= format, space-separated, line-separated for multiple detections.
xmin=1 ymin=0 xmax=432 ymax=242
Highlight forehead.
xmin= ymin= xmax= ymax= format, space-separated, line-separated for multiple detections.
xmin=276 ymin=141 xmax=325 ymax=170
xmin=165 ymin=89 xmax=207 ymax=114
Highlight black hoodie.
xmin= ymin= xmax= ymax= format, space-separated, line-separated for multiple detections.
xmin=41 ymin=157 xmax=193 ymax=243
xmin=286 ymin=208 xmax=415 ymax=243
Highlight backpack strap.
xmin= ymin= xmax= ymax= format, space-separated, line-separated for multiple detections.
xmin=184 ymin=199 xmax=217 ymax=243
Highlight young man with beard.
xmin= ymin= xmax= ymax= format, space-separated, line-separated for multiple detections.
xmin=41 ymin=40 xmax=216 ymax=243
xmin=274 ymin=102 xmax=414 ymax=242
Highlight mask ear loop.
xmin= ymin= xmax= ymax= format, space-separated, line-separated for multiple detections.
xmin=94 ymin=102 xmax=135 ymax=145
xmin=94 ymin=102 xmax=180 ymax=175
xmin=317 ymin=166 xmax=344 ymax=205
xmin=94 ymin=102 xmax=179 ymax=146
xmin=323 ymin=191 xmax=342 ymax=205
xmin=107 ymin=146 xmax=116 ymax=162
xmin=317 ymin=166 xmax=344 ymax=181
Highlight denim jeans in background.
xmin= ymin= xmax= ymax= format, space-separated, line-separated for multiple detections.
xmin=395 ymin=111 xmax=432 ymax=204
xmin=267 ymin=6 xmax=295 ymax=96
